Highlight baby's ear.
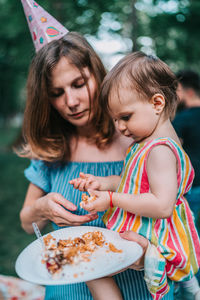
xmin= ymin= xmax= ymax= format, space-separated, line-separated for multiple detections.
xmin=150 ymin=93 xmax=165 ymax=114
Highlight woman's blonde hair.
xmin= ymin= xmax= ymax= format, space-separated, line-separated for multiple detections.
xmin=17 ymin=32 xmax=115 ymax=162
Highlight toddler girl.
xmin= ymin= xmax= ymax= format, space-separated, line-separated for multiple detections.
xmin=70 ymin=52 xmax=200 ymax=299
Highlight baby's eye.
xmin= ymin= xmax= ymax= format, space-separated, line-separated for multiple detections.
xmin=121 ymin=115 xmax=130 ymax=121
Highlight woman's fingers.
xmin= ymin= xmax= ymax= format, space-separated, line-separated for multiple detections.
xmin=57 ymin=216 xmax=98 ymax=226
xmin=44 ymin=192 xmax=99 ymax=226
xmin=51 ymin=193 xmax=77 ymax=211
xmin=51 ymin=204 xmax=98 ymax=226
xmin=119 ymin=231 xmax=148 ymax=251
xmin=119 ymin=231 xmax=148 ymax=270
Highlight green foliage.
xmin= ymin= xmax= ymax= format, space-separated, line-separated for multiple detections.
xmin=1 ymin=0 xmax=200 ymax=117
xmin=0 ymin=0 xmax=34 ymax=121
xmin=0 ymin=127 xmax=30 ymax=275
xmin=0 ymin=127 xmax=52 ymax=276
xmin=0 ymin=0 xmax=118 ymax=121
xmin=147 ymin=0 xmax=200 ymax=71
xmin=0 ymin=150 xmax=31 ymax=275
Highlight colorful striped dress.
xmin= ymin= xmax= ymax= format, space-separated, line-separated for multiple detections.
xmin=103 ymin=137 xmax=200 ymax=299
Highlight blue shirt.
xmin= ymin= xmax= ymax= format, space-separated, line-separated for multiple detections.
xmin=173 ymin=107 xmax=200 ymax=187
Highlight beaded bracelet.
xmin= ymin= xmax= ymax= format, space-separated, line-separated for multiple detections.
xmin=108 ymin=190 xmax=114 ymax=208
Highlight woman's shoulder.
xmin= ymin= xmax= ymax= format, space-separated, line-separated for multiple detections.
xmin=113 ymin=132 xmax=132 ymax=149
xmin=110 ymin=132 xmax=132 ymax=159
xmin=70 ymin=133 xmax=132 ymax=162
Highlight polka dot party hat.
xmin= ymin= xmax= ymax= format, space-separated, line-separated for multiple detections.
xmin=21 ymin=0 xmax=69 ymax=52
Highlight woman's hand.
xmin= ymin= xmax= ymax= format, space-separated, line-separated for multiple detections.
xmin=119 ymin=231 xmax=148 ymax=270
xmin=69 ymin=172 xmax=101 ymax=191
xmin=20 ymin=184 xmax=99 ymax=234
xmin=36 ymin=192 xmax=99 ymax=227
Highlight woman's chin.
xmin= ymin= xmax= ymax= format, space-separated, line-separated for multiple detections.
xmin=69 ymin=116 xmax=91 ymax=128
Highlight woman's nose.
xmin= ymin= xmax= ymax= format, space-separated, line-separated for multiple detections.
xmin=64 ymin=89 xmax=79 ymax=108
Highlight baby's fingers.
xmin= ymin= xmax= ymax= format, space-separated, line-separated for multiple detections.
xmin=80 ymin=172 xmax=87 ymax=179
xmin=78 ymin=180 xmax=88 ymax=191
xmin=70 ymin=178 xmax=82 ymax=189
xmin=88 ymin=189 xmax=100 ymax=198
xmin=81 ymin=201 xmax=96 ymax=212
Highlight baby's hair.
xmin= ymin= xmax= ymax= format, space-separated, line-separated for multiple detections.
xmin=100 ymin=51 xmax=178 ymax=119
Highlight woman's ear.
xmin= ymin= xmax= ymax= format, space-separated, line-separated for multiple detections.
xmin=150 ymin=93 xmax=165 ymax=115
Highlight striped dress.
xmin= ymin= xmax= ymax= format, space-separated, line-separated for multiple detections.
xmin=103 ymin=137 xmax=200 ymax=299
xmin=24 ymin=159 xmax=175 ymax=300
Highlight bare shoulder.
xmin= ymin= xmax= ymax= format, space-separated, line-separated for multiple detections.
xmin=70 ymin=133 xmax=132 ymax=162
xmin=113 ymin=132 xmax=132 ymax=151
xmin=147 ymin=144 xmax=177 ymax=169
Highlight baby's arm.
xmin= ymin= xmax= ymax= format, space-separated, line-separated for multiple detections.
xmin=83 ymin=145 xmax=178 ymax=219
xmin=70 ymin=172 xmax=120 ymax=192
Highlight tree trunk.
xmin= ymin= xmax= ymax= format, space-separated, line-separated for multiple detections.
xmin=130 ymin=0 xmax=138 ymax=51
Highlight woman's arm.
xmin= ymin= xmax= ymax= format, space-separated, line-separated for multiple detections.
xmin=20 ymin=183 xmax=48 ymax=233
xmin=20 ymin=183 xmax=98 ymax=234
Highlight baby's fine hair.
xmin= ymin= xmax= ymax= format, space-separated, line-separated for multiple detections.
xmin=101 ymin=51 xmax=178 ymax=119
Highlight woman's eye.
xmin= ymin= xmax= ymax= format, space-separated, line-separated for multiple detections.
xmin=74 ymin=83 xmax=85 ymax=88
xmin=121 ymin=115 xmax=130 ymax=121
xmin=73 ymin=81 xmax=85 ymax=89
xmin=50 ymin=90 xmax=64 ymax=98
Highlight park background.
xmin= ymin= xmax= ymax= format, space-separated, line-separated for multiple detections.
xmin=0 ymin=0 xmax=200 ymax=278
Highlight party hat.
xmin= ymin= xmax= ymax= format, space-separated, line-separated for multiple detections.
xmin=21 ymin=0 xmax=69 ymax=52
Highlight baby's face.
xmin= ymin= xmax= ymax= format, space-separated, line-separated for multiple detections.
xmin=109 ymin=87 xmax=160 ymax=143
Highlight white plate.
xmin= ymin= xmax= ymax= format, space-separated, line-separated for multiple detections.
xmin=15 ymin=226 xmax=143 ymax=285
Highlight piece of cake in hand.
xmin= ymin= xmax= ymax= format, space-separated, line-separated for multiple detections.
xmin=80 ymin=193 xmax=96 ymax=208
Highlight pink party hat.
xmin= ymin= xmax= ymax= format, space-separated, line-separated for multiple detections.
xmin=21 ymin=0 xmax=69 ymax=52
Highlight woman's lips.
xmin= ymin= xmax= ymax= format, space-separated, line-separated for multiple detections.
xmin=68 ymin=110 xmax=88 ymax=119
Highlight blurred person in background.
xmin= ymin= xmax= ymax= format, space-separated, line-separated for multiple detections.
xmin=173 ymin=70 xmax=200 ymax=223
xmin=173 ymin=69 xmax=200 ymax=300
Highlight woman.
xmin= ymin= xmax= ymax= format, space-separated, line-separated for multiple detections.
xmin=17 ymin=32 xmax=174 ymax=299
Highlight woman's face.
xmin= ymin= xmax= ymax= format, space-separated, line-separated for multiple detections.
xmin=49 ymin=57 xmax=97 ymax=128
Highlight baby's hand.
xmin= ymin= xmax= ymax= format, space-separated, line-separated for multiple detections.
xmin=69 ymin=172 xmax=101 ymax=191
xmin=80 ymin=189 xmax=110 ymax=213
